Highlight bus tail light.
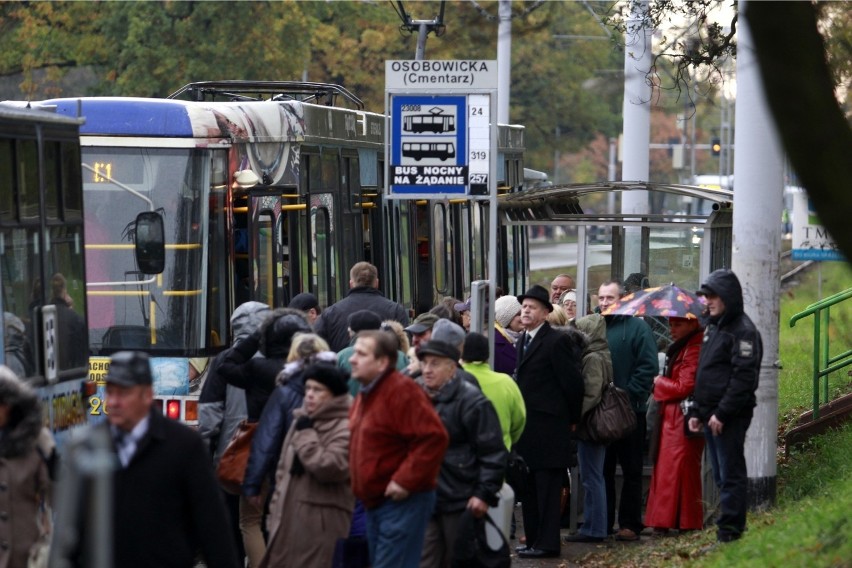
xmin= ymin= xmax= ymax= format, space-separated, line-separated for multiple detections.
xmin=184 ymin=400 xmax=198 ymax=422
xmin=166 ymin=400 xmax=181 ymax=420
xmin=84 ymin=381 xmax=98 ymax=397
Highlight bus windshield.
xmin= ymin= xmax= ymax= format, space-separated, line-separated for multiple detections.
xmin=83 ymin=147 xmax=214 ymax=355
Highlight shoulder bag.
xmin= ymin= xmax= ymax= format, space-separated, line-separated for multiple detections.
xmin=216 ymin=419 xmax=258 ymax=494
xmin=584 ymin=382 xmax=637 ymax=445
xmin=451 ymin=510 xmax=511 ymax=568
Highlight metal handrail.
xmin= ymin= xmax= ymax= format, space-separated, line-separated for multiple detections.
xmin=789 ymin=287 xmax=852 ymax=419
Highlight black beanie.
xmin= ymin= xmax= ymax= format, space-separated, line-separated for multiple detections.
xmin=348 ymin=310 xmax=383 ymax=333
xmin=302 ymin=363 xmax=348 ymax=396
xmin=462 ymin=332 xmax=489 ymax=363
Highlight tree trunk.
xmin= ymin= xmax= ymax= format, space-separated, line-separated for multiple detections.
xmin=745 ymin=0 xmax=852 ymax=262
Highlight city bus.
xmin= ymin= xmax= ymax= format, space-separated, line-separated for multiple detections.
xmin=24 ymin=82 xmax=530 ymax=421
xmin=25 ymin=82 xmax=386 ymax=422
xmin=0 ymin=103 xmax=91 ymax=445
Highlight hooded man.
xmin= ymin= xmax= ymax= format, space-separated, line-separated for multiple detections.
xmin=688 ymin=269 xmax=762 ymax=544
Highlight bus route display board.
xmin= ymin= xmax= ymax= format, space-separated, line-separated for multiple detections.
xmin=385 ymin=60 xmax=497 ymax=199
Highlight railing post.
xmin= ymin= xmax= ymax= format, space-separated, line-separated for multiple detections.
xmin=813 ymin=312 xmax=820 ymax=419
xmin=822 ymin=307 xmax=831 ymax=406
xmin=789 ymin=287 xmax=852 ymax=421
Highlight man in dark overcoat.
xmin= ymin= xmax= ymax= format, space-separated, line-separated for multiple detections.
xmin=513 ymin=285 xmax=584 ymax=559
xmin=103 ymin=351 xmax=238 ymax=568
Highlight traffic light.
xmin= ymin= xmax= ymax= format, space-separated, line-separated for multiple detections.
xmin=711 ymin=137 xmax=721 ymax=156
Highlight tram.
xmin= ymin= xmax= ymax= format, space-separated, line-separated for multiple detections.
xmin=0 ymin=104 xmax=91 ymax=444
xmin=20 ymin=82 xmax=527 ymax=421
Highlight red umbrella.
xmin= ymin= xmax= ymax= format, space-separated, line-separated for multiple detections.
xmin=602 ymin=284 xmax=706 ymax=319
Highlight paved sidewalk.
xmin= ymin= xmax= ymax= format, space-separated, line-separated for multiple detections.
xmin=510 ymin=505 xmax=653 ymax=567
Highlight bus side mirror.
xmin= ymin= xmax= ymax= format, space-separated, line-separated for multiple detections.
xmin=135 ymin=211 xmax=165 ymax=274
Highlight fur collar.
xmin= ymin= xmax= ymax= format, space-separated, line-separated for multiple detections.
xmin=0 ymin=370 xmax=43 ymax=459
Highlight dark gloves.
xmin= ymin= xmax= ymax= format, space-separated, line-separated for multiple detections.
xmin=290 ymin=453 xmax=305 ymax=476
xmin=294 ymin=415 xmax=313 ymax=431
xmin=233 ymin=331 xmax=261 ymax=358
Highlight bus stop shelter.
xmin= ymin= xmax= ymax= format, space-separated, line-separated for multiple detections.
xmin=499 ymin=181 xmax=734 ymax=320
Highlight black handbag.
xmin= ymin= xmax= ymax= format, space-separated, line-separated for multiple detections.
xmin=584 ymin=382 xmax=637 ymax=445
xmin=451 ymin=511 xmax=510 ymax=568
xmin=504 ymin=450 xmax=529 ymax=496
xmin=332 ymin=536 xmax=369 ymax=568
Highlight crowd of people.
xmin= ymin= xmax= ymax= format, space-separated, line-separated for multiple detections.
xmin=0 ymin=261 xmax=762 ymax=568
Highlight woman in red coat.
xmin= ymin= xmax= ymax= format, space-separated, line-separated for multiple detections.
xmin=644 ymin=317 xmax=705 ymax=534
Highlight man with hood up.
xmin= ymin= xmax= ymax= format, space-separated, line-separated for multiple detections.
xmin=688 ymin=269 xmax=762 ymax=544
xmin=199 ymin=301 xmax=271 ymax=464
xmin=199 ymin=301 xmax=270 ymax=563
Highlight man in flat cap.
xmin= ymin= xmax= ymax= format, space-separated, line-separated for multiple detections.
xmin=104 ymin=351 xmax=238 ymax=568
xmin=403 ymin=312 xmax=440 ymax=377
xmin=513 ymin=285 xmax=584 ymax=559
xmin=414 ymin=339 xmax=506 ymax=567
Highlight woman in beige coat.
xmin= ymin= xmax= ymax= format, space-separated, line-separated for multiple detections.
xmin=0 ymin=366 xmax=55 ymax=568
xmin=260 ymin=363 xmax=354 ymax=568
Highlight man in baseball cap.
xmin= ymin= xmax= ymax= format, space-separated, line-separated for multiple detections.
xmin=414 ymin=338 xmax=507 ymax=564
xmin=105 ymin=351 xmax=155 ymax=435
xmin=405 ymin=313 xmax=440 ymax=349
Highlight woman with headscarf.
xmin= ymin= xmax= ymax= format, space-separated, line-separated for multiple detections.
xmin=0 ymin=366 xmax=56 ymax=568
xmin=259 ymin=363 xmax=353 ymax=568
xmin=644 ymin=316 xmax=705 ymax=535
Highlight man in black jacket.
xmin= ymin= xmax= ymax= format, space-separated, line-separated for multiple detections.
xmin=314 ymin=262 xmax=409 ymax=352
xmin=688 ymin=269 xmax=762 ymax=543
xmin=415 ymin=339 xmax=507 ymax=567
xmin=514 ymin=285 xmax=584 ymax=559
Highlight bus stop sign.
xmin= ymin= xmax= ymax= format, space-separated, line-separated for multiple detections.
xmin=385 ymin=60 xmax=497 ymax=199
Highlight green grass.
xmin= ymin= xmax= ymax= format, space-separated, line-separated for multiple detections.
xmin=692 ymin=423 xmax=852 ymax=568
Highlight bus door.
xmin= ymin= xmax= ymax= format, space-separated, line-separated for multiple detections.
xmin=247 ymin=191 xmax=284 ymax=309
xmin=340 ymin=150 xmax=364 ymax=296
xmin=381 ymin=199 xmax=415 ymax=316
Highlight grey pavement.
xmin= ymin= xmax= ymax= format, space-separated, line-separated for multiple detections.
xmin=510 ymin=504 xmax=651 ymax=567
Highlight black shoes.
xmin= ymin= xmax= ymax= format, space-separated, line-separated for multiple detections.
xmin=564 ymin=533 xmax=605 ymax=543
xmin=517 ymin=547 xmax=560 ymax=559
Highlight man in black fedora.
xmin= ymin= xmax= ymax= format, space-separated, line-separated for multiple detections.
xmin=103 ymin=351 xmax=238 ymax=568
xmin=513 ymin=285 xmax=584 ymax=559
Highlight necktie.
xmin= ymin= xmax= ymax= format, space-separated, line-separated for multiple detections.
xmin=524 ymin=333 xmax=532 ymax=354
xmin=115 ymin=430 xmax=133 ymax=467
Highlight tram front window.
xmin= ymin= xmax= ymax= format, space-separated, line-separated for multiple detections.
xmin=82 ymin=147 xmax=220 ymax=355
